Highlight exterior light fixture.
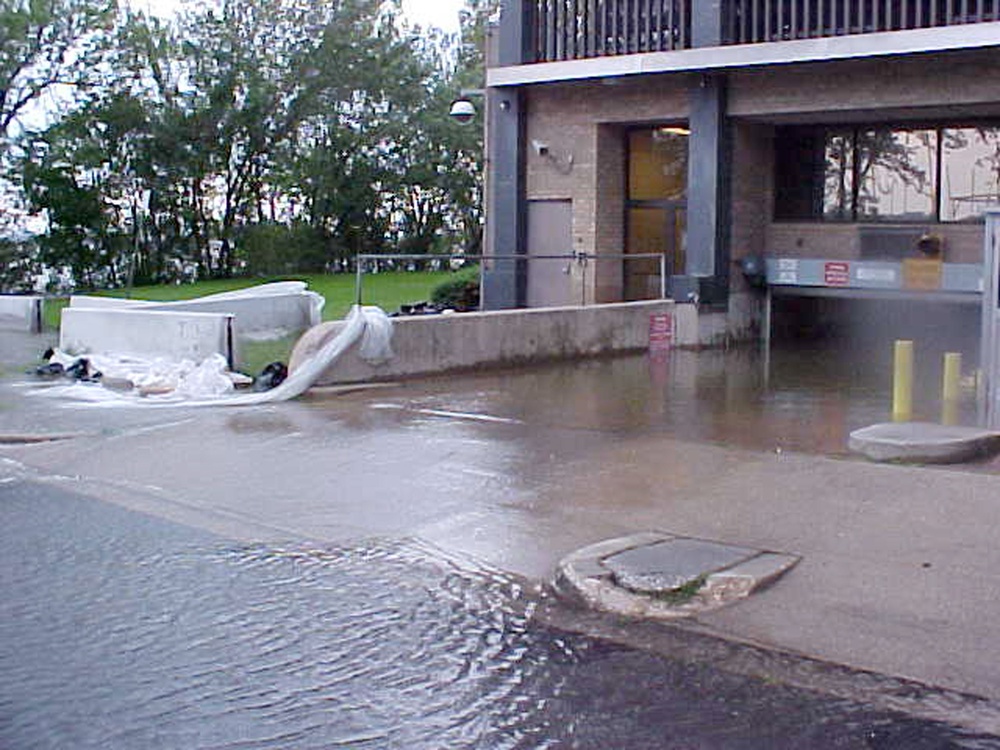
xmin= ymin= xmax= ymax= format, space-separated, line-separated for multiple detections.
xmin=449 ymin=98 xmax=477 ymax=124
xmin=449 ymin=88 xmax=486 ymax=125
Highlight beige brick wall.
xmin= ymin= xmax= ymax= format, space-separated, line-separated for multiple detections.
xmin=766 ymin=223 xmax=984 ymax=263
xmin=730 ymin=123 xmax=774 ymax=293
xmin=524 ymin=77 xmax=689 ymax=303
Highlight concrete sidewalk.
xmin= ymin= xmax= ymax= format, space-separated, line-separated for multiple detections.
xmin=3 ymin=327 xmax=1000 ymax=727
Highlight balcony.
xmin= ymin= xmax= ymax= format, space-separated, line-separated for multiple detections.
xmin=725 ymin=0 xmax=1000 ymax=45
xmin=528 ymin=0 xmax=1000 ymax=63
xmin=529 ymin=0 xmax=691 ymax=62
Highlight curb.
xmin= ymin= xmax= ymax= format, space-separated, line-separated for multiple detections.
xmin=555 ymin=532 xmax=800 ymax=620
xmin=849 ymin=422 xmax=1000 ymax=464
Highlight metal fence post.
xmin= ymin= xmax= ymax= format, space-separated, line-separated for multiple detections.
xmin=980 ymin=210 xmax=1000 ymax=428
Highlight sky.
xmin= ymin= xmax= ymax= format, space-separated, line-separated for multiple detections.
xmin=137 ymin=0 xmax=465 ymax=34
xmin=400 ymin=0 xmax=464 ymax=34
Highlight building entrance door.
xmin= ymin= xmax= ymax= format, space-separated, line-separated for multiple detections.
xmin=625 ymin=127 xmax=688 ymax=301
xmin=527 ymin=199 xmax=574 ymax=307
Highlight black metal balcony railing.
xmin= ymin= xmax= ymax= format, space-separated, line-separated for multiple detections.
xmin=529 ymin=0 xmax=999 ymax=64
xmin=530 ymin=0 xmax=691 ymax=63
xmin=725 ymin=0 xmax=1000 ymax=45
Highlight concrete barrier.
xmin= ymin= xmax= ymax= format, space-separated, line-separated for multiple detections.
xmin=0 ymin=296 xmax=43 ymax=333
xmin=61 ymin=308 xmax=234 ymax=365
xmin=70 ymin=282 xmax=322 ymax=339
xmin=290 ymin=300 xmax=675 ymax=385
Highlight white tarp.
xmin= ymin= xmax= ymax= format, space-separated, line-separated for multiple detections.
xmin=34 ymin=305 xmax=392 ymax=407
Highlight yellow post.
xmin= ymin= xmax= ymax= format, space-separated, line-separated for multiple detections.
xmin=942 ymin=352 xmax=962 ymax=426
xmin=893 ymin=340 xmax=914 ymax=423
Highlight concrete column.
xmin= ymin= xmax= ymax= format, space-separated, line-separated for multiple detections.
xmin=482 ymin=0 xmax=531 ymax=310
xmin=679 ymin=74 xmax=731 ymax=304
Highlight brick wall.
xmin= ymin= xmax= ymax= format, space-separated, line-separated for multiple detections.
xmin=524 ymin=77 xmax=690 ymax=303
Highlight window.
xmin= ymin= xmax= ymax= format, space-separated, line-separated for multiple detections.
xmin=774 ymin=123 xmax=1000 ymax=223
xmin=941 ymin=128 xmax=1000 ymax=222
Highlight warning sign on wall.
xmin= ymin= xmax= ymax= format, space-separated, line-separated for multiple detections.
xmin=824 ymin=262 xmax=851 ymax=287
xmin=649 ymin=313 xmax=674 ymax=352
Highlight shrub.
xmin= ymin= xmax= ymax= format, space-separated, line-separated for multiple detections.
xmin=430 ymin=264 xmax=480 ymax=311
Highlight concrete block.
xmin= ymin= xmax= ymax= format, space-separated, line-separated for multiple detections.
xmin=61 ymin=308 xmax=234 ymax=364
xmin=0 ymin=296 xmax=43 ymax=333
xmin=70 ymin=282 xmax=321 ymax=339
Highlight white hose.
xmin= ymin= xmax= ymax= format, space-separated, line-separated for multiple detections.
xmin=205 ymin=304 xmax=386 ymax=406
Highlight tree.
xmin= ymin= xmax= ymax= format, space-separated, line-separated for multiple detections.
xmin=0 ymin=0 xmax=117 ymax=147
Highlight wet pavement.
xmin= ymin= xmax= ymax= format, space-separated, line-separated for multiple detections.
xmin=2 ymin=479 xmax=996 ymax=749
xmin=4 ymin=327 xmax=1000 ymax=745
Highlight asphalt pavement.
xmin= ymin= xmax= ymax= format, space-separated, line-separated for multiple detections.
xmin=4 ymin=326 xmax=1000 ymax=735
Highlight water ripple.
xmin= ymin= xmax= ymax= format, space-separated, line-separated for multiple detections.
xmin=2 ymin=485 xmax=996 ymax=748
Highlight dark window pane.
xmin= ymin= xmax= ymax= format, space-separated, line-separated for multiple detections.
xmin=774 ymin=127 xmax=826 ymax=220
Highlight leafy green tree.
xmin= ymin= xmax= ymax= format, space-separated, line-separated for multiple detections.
xmin=0 ymin=0 xmax=117 ymax=145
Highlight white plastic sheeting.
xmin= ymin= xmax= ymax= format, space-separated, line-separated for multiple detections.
xmin=33 ymin=305 xmax=393 ymax=407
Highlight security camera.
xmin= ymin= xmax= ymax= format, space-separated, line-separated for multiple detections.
xmin=449 ymin=98 xmax=476 ymax=124
xmin=531 ymin=139 xmax=549 ymax=156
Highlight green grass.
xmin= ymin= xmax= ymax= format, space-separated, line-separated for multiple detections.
xmin=41 ymin=270 xmax=460 ymax=331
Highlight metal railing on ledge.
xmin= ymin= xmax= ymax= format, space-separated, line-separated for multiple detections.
xmin=530 ymin=0 xmax=691 ymax=63
xmin=525 ymin=0 xmax=997 ymax=64
xmin=725 ymin=0 xmax=1000 ymax=45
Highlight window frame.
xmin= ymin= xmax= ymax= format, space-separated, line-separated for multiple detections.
xmin=773 ymin=119 xmax=1000 ymax=225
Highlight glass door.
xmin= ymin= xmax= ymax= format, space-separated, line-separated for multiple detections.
xmin=625 ymin=127 xmax=688 ymax=300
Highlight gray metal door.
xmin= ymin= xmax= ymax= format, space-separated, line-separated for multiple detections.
xmin=527 ymin=200 xmax=574 ymax=308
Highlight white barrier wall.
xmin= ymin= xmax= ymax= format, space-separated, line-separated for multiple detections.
xmin=0 ymin=296 xmax=43 ymax=333
xmin=61 ymin=308 xmax=234 ymax=365
xmin=70 ymin=282 xmax=322 ymax=339
xmin=290 ymin=300 xmax=676 ymax=385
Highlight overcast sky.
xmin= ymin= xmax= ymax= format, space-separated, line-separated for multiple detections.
xmin=136 ymin=0 xmax=464 ymax=33
xmin=401 ymin=0 xmax=464 ymax=33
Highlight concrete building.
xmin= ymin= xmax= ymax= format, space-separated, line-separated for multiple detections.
xmin=481 ymin=1 xmax=1000 ymax=345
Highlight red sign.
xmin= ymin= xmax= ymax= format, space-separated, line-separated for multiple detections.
xmin=824 ymin=261 xmax=851 ymax=287
xmin=649 ymin=313 xmax=674 ymax=352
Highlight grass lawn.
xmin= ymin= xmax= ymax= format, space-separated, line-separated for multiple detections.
xmin=42 ymin=270 xmax=457 ymax=330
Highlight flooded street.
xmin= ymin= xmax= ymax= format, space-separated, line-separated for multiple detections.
xmin=4 ymin=326 xmax=1000 ymax=746
xmin=2 ymin=479 xmax=994 ymax=749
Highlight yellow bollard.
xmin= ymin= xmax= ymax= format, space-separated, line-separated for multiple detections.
xmin=942 ymin=352 xmax=962 ymax=426
xmin=893 ymin=340 xmax=914 ymax=423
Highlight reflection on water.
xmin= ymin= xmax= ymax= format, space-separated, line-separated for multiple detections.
xmin=3 ymin=482 xmax=993 ymax=749
xmin=389 ymin=342 xmax=979 ymax=458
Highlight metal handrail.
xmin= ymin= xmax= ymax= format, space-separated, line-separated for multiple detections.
xmin=353 ymin=252 xmax=668 ymax=307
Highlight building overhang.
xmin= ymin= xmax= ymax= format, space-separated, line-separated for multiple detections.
xmin=487 ymin=22 xmax=1000 ymax=88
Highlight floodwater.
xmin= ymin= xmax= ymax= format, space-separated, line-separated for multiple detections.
xmin=1 ymin=318 xmax=982 ymax=460
xmin=3 ymin=325 xmax=999 ymax=747
xmin=2 ymin=480 xmax=995 ymax=749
